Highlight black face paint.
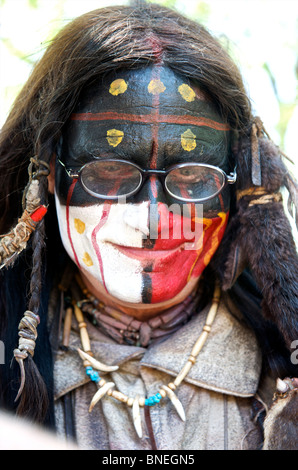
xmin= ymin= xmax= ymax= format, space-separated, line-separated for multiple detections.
xmin=54 ymin=66 xmax=232 ymax=304
xmin=56 ymin=66 xmax=231 ymax=216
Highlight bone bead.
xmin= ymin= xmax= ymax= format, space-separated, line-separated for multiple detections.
xmin=127 ymin=397 xmax=134 ymax=407
xmin=190 ymin=331 xmax=209 ymax=357
xmin=159 ymin=389 xmax=167 ymax=398
xmin=73 ymin=304 xmax=91 ymax=352
xmin=138 ymin=396 xmax=145 ymax=407
xmin=173 ymin=361 xmax=193 ymax=387
xmin=111 ymin=390 xmax=129 ymax=403
xmin=62 ymin=307 xmax=72 ymax=347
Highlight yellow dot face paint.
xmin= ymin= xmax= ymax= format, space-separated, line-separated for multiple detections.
xmin=148 ymin=79 xmax=166 ymax=95
xmin=109 ymin=79 xmax=128 ymax=96
xmin=74 ymin=218 xmax=86 ymax=234
xmin=106 ymin=129 xmax=124 ymax=147
xmin=181 ymin=129 xmax=197 ymax=151
xmin=178 ymin=84 xmax=196 ymax=102
xmin=82 ymin=252 xmax=93 ymax=267
xmin=57 ymin=66 xmax=231 ymax=305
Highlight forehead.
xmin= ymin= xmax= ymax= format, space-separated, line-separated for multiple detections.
xmin=62 ymin=66 xmax=230 ymax=168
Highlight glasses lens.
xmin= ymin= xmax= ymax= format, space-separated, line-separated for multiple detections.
xmin=165 ymin=165 xmax=225 ymax=201
xmin=80 ymin=160 xmax=141 ymax=198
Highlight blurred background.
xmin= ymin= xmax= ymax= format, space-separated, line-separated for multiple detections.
xmin=0 ymin=0 xmax=297 ymax=169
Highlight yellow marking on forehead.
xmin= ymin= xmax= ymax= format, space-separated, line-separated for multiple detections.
xmin=181 ymin=129 xmax=197 ymax=151
xmin=178 ymin=84 xmax=196 ymax=102
xmin=82 ymin=252 xmax=93 ymax=267
xmin=106 ymin=129 xmax=124 ymax=147
xmin=148 ymin=79 xmax=166 ymax=95
xmin=74 ymin=218 xmax=85 ymax=234
xmin=109 ymin=79 xmax=128 ymax=96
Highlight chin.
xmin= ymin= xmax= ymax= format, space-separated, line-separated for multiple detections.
xmin=95 ymin=272 xmax=199 ymax=309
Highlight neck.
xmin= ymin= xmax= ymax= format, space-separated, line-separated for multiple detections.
xmin=79 ymin=271 xmax=200 ymax=321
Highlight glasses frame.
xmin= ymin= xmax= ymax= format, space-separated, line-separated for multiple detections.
xmin=58 ymin=158 xmax=237 ymax=203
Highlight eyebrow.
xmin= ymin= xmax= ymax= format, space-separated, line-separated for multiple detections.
xmin=162 ymin=139 xmax=229 ymax=166
xmin=71 ymin=112 xmax=230 ymax=132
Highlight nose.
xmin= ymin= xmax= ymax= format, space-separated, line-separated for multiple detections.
xmin=132 ymin=175 xmax=168 ymax=205
xmin=130 ymin=175 xmax=187 ymax=246
xmin=123 ymin=201 xmax=150 ymax=238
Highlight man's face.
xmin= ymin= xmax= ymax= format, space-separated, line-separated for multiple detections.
xmin=55 ymin=66 xmax=231 ymax=304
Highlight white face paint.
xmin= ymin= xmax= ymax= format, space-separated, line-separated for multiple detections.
xmin=55 ymin=191 xmax=151 ymax=303
xmin=54 ymin=67 xmax=231 ymax=305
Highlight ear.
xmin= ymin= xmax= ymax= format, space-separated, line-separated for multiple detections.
xmin=47 ymin=155 xmax=55 ymax=194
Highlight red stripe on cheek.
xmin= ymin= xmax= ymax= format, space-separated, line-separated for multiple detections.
xmin=66 ymin=179 xmax=81 ymax=268
xmin=91 ymin=203 xmax=112 ymax=292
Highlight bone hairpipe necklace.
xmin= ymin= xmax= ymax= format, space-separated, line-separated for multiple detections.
xmin=66 ymin=278 xmax=220 ymax=439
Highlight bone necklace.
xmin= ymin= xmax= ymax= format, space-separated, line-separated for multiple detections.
xmin=70 ymin=280 xmax=220 ymax=439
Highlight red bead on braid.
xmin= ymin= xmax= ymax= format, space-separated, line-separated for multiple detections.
xmin=30 ymin=205 xmax=48 ymax=222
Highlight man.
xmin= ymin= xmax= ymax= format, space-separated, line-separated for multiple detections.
xmin=0 ymin=3 xmax=297 ymax=449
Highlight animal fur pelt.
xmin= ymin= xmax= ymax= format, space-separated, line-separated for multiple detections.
xmin=212 ymin=136 xmax=298 ymax=350
xmin=263 ymin=378 xmax=298 ymax=449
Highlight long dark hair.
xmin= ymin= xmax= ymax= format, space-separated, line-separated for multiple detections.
xmin=0 ymin=2 xmax=297 ymax=425
xmin=0 ymin=3 xmax=252 ymax=235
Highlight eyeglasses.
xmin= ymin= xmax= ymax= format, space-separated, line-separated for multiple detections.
xmin=58 ymin=158 xmax=237 ymax=202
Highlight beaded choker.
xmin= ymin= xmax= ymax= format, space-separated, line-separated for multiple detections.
xmin=64 ymin=277 xmax=221 ymax=439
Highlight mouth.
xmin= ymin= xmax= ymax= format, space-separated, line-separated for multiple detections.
xmin=111 ymin=242 xmax=186 ymax=261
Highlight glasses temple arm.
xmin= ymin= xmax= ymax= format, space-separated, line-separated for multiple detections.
xmin=57 ymin=159 xmax=79 ymax=178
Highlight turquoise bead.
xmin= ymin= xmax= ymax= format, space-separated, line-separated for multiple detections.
xmin=145 ymin=393 xmax=162 ymax=406
xmin=85 ymin=366 xmax=100 ymax=383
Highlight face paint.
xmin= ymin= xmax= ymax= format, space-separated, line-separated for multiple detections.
xmin=55 ymin=66 xmax=231 ymax=304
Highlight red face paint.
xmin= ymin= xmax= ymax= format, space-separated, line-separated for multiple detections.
xmin=105 ymin=202 xmax=228 ymax=303
xmin=91 ymin=203 xmax=111 ymax=292
xmin=65 ymin=178 xmax=81 ymax=269
xmin=55 ymin=66 xmax=232 ymax=305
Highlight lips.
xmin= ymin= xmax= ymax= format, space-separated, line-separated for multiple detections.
xmin=111 ymin=242 xmax=185 ymax=262
xmin=61 ymin=186 xmax=229 ymax=303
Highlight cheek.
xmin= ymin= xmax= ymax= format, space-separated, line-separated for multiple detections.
xmin=142 ymin=203 xmax=229 ymax=303
xmin=55 ymin=182 xmax=229 ymax=304
xmin=54 ymin=190 xmax=151 ymax=302
xmin=54 ymin=190 xmax=105 ymax=271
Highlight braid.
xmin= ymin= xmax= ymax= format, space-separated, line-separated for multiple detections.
xmin=28 ymin=218 xmax=46 ymax=313
xmin=14 ymin=172 xmax=51 ymax=422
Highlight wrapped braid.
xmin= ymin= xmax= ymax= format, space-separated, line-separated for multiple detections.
xmin=0 ymin=158 xmax=49 ymax=269
xmin=10 ymin=159 xmax=51 ymax=421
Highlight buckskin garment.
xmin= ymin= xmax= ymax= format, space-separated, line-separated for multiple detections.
xmin=49 ymin=289 xmax=275 ymax=450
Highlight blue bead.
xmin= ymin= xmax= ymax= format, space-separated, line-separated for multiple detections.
xmin=91 ymin=372 xmax=100 ymax=382
xmin=145 ymin=396 xmax=158 ymax=406
xmin=156 ymin=393 xmax=162 ymax=400
xmin=85 ymin=367 xmax=100 ymax=382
